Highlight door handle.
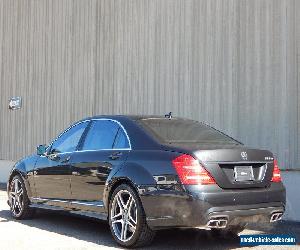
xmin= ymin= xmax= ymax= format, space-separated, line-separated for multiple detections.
xmin=61 ymin=156 xmax=71 ymax=164
xmin=109 ymin=152 xmax=122 ymax=160
xmin=48 ymin=153 xmax=59 ymax=161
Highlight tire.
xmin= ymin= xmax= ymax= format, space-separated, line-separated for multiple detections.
xmin=8 ymin=175 xmax=35 ymax=220
xmin=108 ymin=184 xmax=155 ymax=248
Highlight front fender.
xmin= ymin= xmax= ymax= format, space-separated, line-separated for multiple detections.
xmin=7 ymin=155 xmax=38 ymax=198
xmin=8 ymin=164 xmax=31 ymax=196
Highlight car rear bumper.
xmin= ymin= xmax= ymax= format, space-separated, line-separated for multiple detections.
xmin=204 ymin=205 xmax=284 ymax=229
xmin=140 ymin=182 xmax=286 ymax=229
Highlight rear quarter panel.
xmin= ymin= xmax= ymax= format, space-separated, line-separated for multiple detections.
xmin=104 ymin=150 xmax=184 ymax=211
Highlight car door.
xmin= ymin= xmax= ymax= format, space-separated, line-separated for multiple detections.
xmin=69 ymin=119 xmax=130 ymax=212
xmin=33 ymin=121 xmax=89 ymax=207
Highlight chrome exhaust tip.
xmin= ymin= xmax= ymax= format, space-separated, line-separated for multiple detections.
xmin=270 ymin=212 xmax=283 ymax=222
xmin=206 ymin=217 xmax=228 ymax=229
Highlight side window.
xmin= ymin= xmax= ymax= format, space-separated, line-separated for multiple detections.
xmin=113 ymin=128 xmax=130 ymax=149
xmin=82 ymin=120 xmax=119 ymax=150
xmin=51 ymin=122 xmax=88 ymax=154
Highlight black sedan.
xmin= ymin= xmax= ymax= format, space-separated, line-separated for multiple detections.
xmin=7 ymin=115 xmax=286 ymax=247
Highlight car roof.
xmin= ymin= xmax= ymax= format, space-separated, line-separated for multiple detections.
xmin=79 ymin=114 xmax=184 ymax=122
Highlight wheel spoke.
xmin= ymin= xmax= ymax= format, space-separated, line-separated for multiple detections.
xmin=16 ymin=202 xmax=22 ymax=212
xmin=127 ymin=220 xmax=136 ymax=231
xmin=120 ymin=222 xmax=125 ymax=240
xmin=125 ymin=196 xmax=132 ymax=209
xmin=124 ymin=222 xmax=128 ymax=240
xmin=11 ymin=196 xmax=16 ymax=206
xmin=111 ymin=212 xmax=122 ymax=221
xmin=129 ymin=199 xmax=135 ymax=211
xmin=17 ymin=188 xmax=23 ymax=196
xmin=16 ymin=195 xmax=21 ymax=204
xmin=14 ymin=201 xmax=18 ymax=210
xmin=112 ymin=219 xmax=123 ymax=224
xmin=116 ymin=194 xmax=125 ymax=210
xmin=129 ymin=214 xmax=137 ymax=224
xmin=129 ymin=209 xmax=137 ymax=225
xmin=14 ymin=180 xmax=19 ymax=193
xmin=121 ymin=222 xmax=128 ymax=241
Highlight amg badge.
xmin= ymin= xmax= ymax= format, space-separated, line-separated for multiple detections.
xmin=241 ymin=151 xmax=248 ymax=160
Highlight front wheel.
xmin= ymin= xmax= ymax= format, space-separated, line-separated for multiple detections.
xmin=109 ymin=184 xmax=155 ymax=248
xmin=8 ymin=175 xmax=35 ymax=219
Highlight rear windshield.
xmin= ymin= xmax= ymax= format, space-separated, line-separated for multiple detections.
xmin=139 ymin=118 xmax=240 ymax=144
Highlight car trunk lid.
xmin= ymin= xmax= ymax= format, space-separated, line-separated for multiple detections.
xmin=193 ymin=148 xmax=274 ymax=189
xmin=163 ymin=143 xmax=274 ymax=189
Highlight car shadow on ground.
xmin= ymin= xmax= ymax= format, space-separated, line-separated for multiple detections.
xmin=0 ymin=207 xmax=299 ymax=249
xmin=0 ymin=208 xmax=239 ymax=249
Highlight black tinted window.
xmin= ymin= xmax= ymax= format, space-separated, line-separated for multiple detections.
xmin=51 ymin=122 xmax=88 ymax=153
xmin=139 ymin=118 xmax=239 ymax=144
xmin=82 ymin=120 xmax=119 ymax=150
xmin=113 ymin=128 xmax=130 ymax=149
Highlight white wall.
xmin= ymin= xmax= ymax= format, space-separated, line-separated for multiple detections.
xmin=281 ymin=171 xmax=300 ymax=222
xmin=0 ymin=160 xmax=14 ymax=183
xmin=0 ymin=1 xmax=299 ymax=170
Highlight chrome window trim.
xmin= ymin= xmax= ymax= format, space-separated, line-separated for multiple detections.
xmin=77 ymin=148 xmax=131 ymax=153
xmin=71 ymin=201 xmax=104 ymax=207
xmin=43 ymin=118 xmax=131 ymax=157
xmin=31 ymin=197 xmax=48 ymax=201
xmin=31 ymin=197 xmax=68 ymax=203
xmin=43 ymin=148 xmax=131 ymax=157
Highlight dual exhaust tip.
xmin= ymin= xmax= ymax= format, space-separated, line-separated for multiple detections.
xmin=206 ymin=211 xmax=283 ymax=229
xmin=270 ymin=212 xmax=283 ymax=223
xmin=206 ymin=217 xmax=228 ymax=229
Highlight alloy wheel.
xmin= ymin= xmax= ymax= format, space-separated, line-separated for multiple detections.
xmin=9 ymin=178 xmax=24 ymax=217
xmin=110 ymin=189 xmax=137 ymax=242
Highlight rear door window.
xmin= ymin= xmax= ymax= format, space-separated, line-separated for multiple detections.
xmin=81 ymin=120 xmax=119 ymax=150
xmin=113 ymin=128 xmax=130 ymax=149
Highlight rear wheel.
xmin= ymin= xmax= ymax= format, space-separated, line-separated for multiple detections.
xmin=109 ymin=184 xmax=155 ymax=248
xmin=9 ymin=175 xmax=35 ymax=219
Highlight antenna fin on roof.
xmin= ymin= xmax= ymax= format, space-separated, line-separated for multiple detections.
xmin=165 ymin=112 xmax=172 ymax=119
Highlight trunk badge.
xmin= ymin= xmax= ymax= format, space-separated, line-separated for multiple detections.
xmin=265 ymin=156 xmax=274 ymax=161
xmin=241 ymin=152 xmax=248 ymax=160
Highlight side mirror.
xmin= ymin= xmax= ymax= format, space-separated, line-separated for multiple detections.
xmin=37 ymin=144 xmax=47 ymax=156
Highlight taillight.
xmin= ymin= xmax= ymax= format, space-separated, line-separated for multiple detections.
xmin=271 ymin=159 xmax=282 ymax=182
xmin=172 ymin=154 xmax=216 ymax=185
